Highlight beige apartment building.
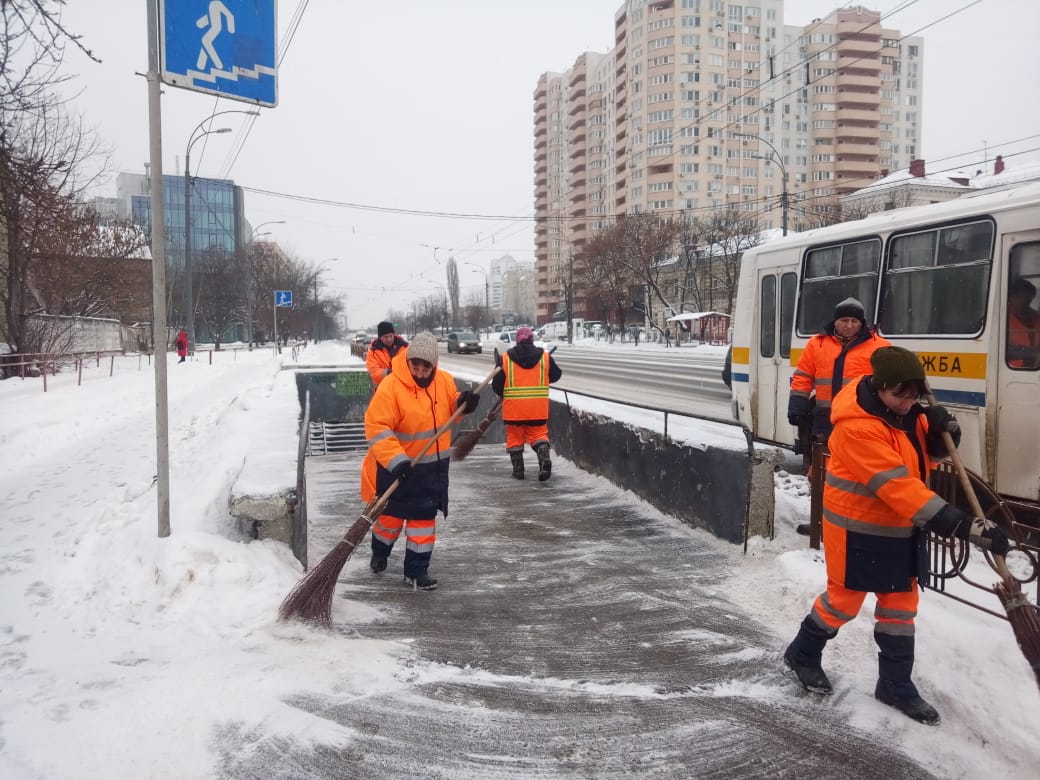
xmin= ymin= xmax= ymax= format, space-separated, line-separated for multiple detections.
xmin=533 ymin=1 xmax=923 ymax=324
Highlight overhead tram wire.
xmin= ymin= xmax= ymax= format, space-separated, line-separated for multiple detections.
xmin=217 ymin=0 xmax=311 ymax=179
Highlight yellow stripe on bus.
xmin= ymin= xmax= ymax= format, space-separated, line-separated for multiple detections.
xmin=784 ymin=349 xmax=986 ymax=380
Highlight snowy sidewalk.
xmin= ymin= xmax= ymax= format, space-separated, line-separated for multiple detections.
xmin=281 ymin=446 xmax=936 ymax=779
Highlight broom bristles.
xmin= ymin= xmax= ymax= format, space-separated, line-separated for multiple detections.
xmin=994 ymin=575 xmax=1040 ymax=687
xmin=453 ymin=401 xmax=501 ymax=462
xmin=278 ymin=515 xmax=371 ymax=627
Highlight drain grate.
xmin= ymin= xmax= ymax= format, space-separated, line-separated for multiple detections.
xmin=308 ymin=420 xmax=367 ymax=456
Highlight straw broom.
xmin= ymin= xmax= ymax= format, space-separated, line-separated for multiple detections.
xmin=926 ymin=386 xmax=1040 ymax=691
xmin=452 ymin=399 xmax=501 ymax=462
xmin=279 ymin=365 xmax=500 ymax=627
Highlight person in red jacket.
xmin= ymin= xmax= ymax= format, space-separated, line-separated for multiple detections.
xmin=782 ymin=346 xmax=1010 ymax=725
xmin=491 ymin=326 xmax=562 ymax=481
xmin=788 ymin=297 xmax=890 ymax=534
xmin=362 ymin=331 xmax=479 ymax=590
xmin=174 ymin=330 xmax=188 ymax=363
xmin=366 ymin=321 xmax=408 ymax=387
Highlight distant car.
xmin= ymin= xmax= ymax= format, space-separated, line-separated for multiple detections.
xmin=446 ymin=331 xmax=482 ymax=354
xmin=493 ymin=330 xmax=549 ymax=361
xmin=352 ymin=332 xmax=370 ymax=344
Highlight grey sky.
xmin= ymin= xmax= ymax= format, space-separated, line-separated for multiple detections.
xmin=59 ymin=1 xmax=1039 ymax=329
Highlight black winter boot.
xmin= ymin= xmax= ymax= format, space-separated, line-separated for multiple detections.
xmin=874 ymin=631 xmax=940 ymax=725
xmin=783 ymin=615 xmax=837 ymax=694
xmin=510 ymin=451 xmax=525 ymax=480
xmin=535 ymin=443 xmax=552 ymax=482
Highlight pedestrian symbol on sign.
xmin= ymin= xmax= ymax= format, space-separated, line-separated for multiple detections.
xmin=275 ymin=290 xmax=293 ymax=308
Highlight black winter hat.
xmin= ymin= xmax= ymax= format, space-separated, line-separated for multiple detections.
xmin=377 ymin=321 xmax=395 ymax=337
xmin=871 ymin=346 xmax=925 ymax=390
xmin=834 ymin=297 xmax=866 ymax=323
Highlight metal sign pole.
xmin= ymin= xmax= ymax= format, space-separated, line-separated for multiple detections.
xmin=273 ymin=295 xmax=279 ymax=355
xmin=146 ymin=0 xmax=171 ymax=537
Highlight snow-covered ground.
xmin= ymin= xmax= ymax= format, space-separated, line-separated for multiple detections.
xmin=0 ymin=341 xmax=1036 ymax=778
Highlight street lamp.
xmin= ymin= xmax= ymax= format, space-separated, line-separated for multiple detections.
xmin=183 ymin=109 xmax=259 ymax=353
xmin=245 ymin=220 xmax=285 ymax=346
xmin=465 ymin=262 xmax=490 ymax=332
xmin=736 ymin=132 xmax=789 ymax=236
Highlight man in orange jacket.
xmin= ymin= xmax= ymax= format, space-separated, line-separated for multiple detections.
xmin=788 ymin=297 xmax=890 ymax=534
xmin=1007 ymin=277 xmax=1040 ymax=369
xmin=362 ymin=331 xmax=479 ymax=590
xmin=366 ymin=321 xmax=408 ymax=387
xmin=783 ymin=346 xmax=1011 ymax=725
xmin=491 ymin=326 xmax=562 ymax=481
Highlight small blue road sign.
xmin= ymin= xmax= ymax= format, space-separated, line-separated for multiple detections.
xmin=159 ymin=0 xmax=278 ymax=107
xmin=275 ymin=290 xmax=293 ymax=308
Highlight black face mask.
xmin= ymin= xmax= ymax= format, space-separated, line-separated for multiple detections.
xmin=413 ymin=368 xmax=435 ymax=388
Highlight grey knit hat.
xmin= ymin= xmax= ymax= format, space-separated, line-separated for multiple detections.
xmin=871 ymin=346 xmax=925 ymax=390
xmin=406 ymin=331 xmax=439 ymax=366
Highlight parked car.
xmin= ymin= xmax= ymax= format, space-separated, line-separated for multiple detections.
xmin=446 ymin=331 xmax=482 ymax=354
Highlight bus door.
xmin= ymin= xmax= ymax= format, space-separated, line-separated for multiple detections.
xmin=754 ymin=270 xmax=797 ymax=442
xmin=995 ymin=235 xmax=1040 ymax=502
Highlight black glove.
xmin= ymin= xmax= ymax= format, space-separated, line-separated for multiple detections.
xmin=925 ymin=504 xmax=972 ymax=539
xmin=924 ymin=404 xmax=961 ymax=456
xmin=391 ymin=461 xmax=413 ymax=483
xmin=457 ymin=390 xmax=480 ymax=414
xmin=787 ymin=395 xmax=811 ymax=427
xmin=970 ymin=521 xmax=1011 ymax=557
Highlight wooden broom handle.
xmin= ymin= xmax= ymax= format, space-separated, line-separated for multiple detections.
xmin=924 ymin=383 xmax=1013 ymax=581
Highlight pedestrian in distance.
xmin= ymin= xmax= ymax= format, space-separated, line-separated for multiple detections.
xmin=366 ymin=321 xmax=408 ymax=387
xmin=782 ymin=346 xmax=1011 ymax=725
xmin=664 ymin=327 xmax=672 ymax=348
xmin=787 ymin=297 xmax=891 ymax=534
xmin=362 ymin=332 xmax=480 ymax=591
xmin=491 ymin=326 xmax=562 ymax=481
xmin=174 ymin=329 xmax=188 ymax=363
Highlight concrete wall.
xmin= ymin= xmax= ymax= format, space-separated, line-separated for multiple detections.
xmin=549 ymin=400 xmax=770 ymax=544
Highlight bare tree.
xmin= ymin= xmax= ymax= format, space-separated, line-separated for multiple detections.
xmin=1 ymin=2 xmax=105 ymax=355
xmin=195 ymin=247 xmax=243 ymax=349
xmin=582 ymin=223 xmax=637 ymax=331
xmin=698 ymin=206 xmax=763 ymax=315
xmin=445 ymin=257 xmax=459 ymax=327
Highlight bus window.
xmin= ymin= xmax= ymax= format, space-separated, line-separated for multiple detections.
xmin=760 ymin=275 xmax=777 ymax=358
xmin=780 ymin=272 xmax=797 ymax=358
xmin=798 ymin=238 xmax=881 ymax=335
xmin=880 ymin=220 xmax=993 ymax=336
xmin=1007 ymin=242 xmax=1040 ymax=370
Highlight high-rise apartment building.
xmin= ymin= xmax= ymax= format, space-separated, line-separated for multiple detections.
xmin=533 ymin=1 xmax=922 ymax=324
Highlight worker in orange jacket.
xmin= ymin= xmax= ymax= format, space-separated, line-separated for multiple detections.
xmin=788 ymin=297 xmax=890 ymax=534
xmin=362 ymin=331 xmax=479 ymax=590
xmin=366 ymin=321 xmax=408 ymax=387
xmin=783 ymin=346 xmax=1011 ymax=725
xmin=1007 ymin=277 xmax=1040 ymax=369
xmin=491 ymin=326 xmax=562 ymax=481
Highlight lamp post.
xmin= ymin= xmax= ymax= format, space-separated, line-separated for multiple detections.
xmin=465 ymin=262 xmax=490 ymax=333
xmin=183 ymin=110 xmax=259 ymax=354
xmin=245 ymin=220 xmax=285 ymax=347
xmin=736 ymin=132 xmax=789 ymax=236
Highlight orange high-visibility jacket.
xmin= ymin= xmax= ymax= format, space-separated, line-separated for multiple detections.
xmin=822 ymin=375 xmax=948 ymax=593
xmin=501 ymin=351 xmax=551 ymax=424
xmin=361 ymin=349 xmax=457 ymax=518
xmin=1008 ymin=310 xmax=1040 ymax=367
xmin=365 ymin=335 xmax=408 ymax=386
xmin=790 ymin=327 xmax=890 ymax=438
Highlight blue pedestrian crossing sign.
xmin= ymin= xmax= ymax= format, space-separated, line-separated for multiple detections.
xmin=275 ymin=290 xmax=293 ymax=308
xmin=159 ymin=0 xmax=278 ymax=107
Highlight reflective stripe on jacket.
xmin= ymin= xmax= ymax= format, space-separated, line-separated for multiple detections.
xmin=790 ymin=327 xmax=890 ymax=438
xmin=361 ymin=349 xmax=457 ymax=518
xmin=501 ymin=351 xmax=550 ymax=424
xmin=822 ymin=375 xmax=947 ymax=593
